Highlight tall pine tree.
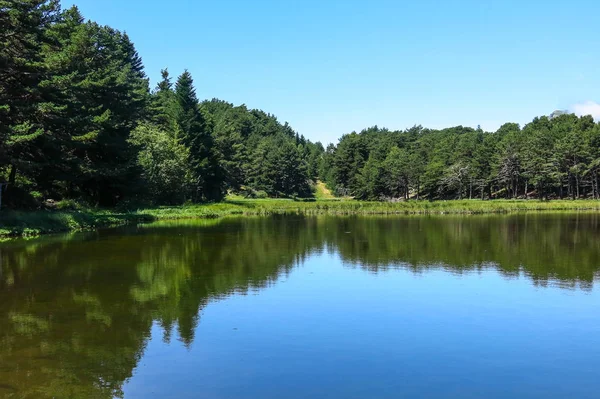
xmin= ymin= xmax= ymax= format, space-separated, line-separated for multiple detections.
xmin=174 ymin=71 xmax=223 ymax=201
xmin=47 ymin=18 xmax=149 ymax=204
xmin=0 ymin=0 xmax=59 ymax=196
xmin=150 ymin=69 xmax=177 ymax=130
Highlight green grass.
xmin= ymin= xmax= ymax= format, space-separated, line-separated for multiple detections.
xmin=0 ymin=209 xmax=153 ymax=238
xmin=2 ymin=198 xmax=600 ymax=238
xmin=314 ymin=180 xmax=336 ymax=200
xmin=138 ymin=198 xmax=600 ymax=223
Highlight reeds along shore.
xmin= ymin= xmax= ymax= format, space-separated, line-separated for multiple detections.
xmin=3 ymin=199 xmax=600 ymax=238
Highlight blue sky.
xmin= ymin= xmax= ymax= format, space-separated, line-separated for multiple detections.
xmin=63 ymin=0 xmax=600 ymax=144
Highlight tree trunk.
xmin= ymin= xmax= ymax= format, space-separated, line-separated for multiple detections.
xmin=8 ymin=165 xmax=17 ymax=186
xmin=3 ymin=165 xmax=18 ymax=206
xmin=416 ymin=179 xmax=420 ymax=200
xmin=570 ymin=174 xmax=575 ymax=200
xmin=525 ymin=180 xmax=529 ymax=200
xmin=559 ymin=183 xmax=563 ymax=199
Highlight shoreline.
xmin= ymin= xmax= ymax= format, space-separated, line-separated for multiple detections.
xmin=2 ymin=199 xmax=600 ymax=239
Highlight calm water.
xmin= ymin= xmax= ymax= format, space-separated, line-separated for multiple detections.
xmin=1 ymin=214 xmax=600 ymax=398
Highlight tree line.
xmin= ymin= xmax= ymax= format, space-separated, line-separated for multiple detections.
xmin=3 ymin=1 xmax=600 ymax=208
xmin=320 ymin=113 xmax=600 ymax=200
xmin=0 ymin=0 xmax=323 ymax=208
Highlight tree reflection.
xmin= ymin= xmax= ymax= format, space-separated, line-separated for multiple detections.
xmin=1 ymin=214 xmax=599 ymax=397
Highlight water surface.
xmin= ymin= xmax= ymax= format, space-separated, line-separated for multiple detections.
xmin=1 ymin=214 xmax=599 ymax=398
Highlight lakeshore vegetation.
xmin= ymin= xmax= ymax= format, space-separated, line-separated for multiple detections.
xmin=4 ymin=198 xmax=600 ymax=238
xmin=3 ymin=1 xmax=600 ymax=237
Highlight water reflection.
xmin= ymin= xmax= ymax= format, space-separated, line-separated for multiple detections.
xmin=0 ymin=214 xmax=599 ymax=398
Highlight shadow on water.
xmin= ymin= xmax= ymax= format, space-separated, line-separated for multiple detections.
xmin=1 ymin=213 xmax=599 ymax=397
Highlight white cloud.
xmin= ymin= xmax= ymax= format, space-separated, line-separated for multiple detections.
xmin=571 ymin=101 xmax=600 ymax=120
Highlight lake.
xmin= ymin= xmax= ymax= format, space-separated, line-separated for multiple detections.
xmin=1 ymin=214 xmax=599 ymax=398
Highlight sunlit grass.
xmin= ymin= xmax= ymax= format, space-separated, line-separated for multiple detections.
xmin=140 ymin=198 xmax=600 ymax=219
xmin=314 ymin=181 xmax=336 ymax=200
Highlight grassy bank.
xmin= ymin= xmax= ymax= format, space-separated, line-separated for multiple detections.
xmin=3 ymin=198 xmax=600 ymax=238
xmin=136 ymin=198 xmax=600 ymax=220
xmin=0 ymin=209 xmax=154 ymax=238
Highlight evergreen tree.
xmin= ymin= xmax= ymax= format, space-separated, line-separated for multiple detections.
xmin=275 ymin=140 xmax=311 ymax=197
xmin=33 ymin=5 xmax=84 ymax=198
xmin=306 ymin=141 xmax=324 ymax=182
xmin=201 ymin=100 xmax=251 ymax=191
xmin=384 ymin=146 xmax=411 ymax=199
xmin=247 ymin=137 xmax=279 ymax=196
xmin=0 ymin=0 xmax=59 ymax=196
xmin=332 ymin=133 xmax=367 ymax=196
xmin=355 ymin=156 xmax=385 ymax=200
xmin=150 ymin=69 xmax=177 ymax=130
xmin=54 ymin=21 xmax=149 ymax=204
xmin=175 ymin=71 xmax=223 ymax=201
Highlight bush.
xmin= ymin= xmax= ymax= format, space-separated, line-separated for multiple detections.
xmin=55 ymin=199 xmax=86 ymax=211
xmin=129 ymin=123 xmax=194 ymax=205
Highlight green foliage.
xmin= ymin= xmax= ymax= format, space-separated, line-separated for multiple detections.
xmin=129 ymin=123 xmax=193 ymax=204
xmin=5 ymin=198 xmax=600 ymax=238
xmin=149 ymin=69 xmax=178 ymax=130
xmin=202 ymin=99 xmax=316 ymax=198
xmin=0 ymin=0 xmax=59 ymax=186
xmin=174 ymin=71 xmax=223 ymax=201
xmin=323 ymin=117 xmax=600 ymax=201
xmin=0 ymin=1 xmax=322 ymax=209
xmin=383 ymin=146 xmax=411 ymax=199
xmin=2 ymin=0 xmax=600 ymax=210
xmin=1 ymin=3 xmax=149 ymax=206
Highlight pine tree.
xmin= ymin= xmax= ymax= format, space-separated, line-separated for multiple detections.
xmin=174 ymin=71 xmax=223 ymax=201
xmin=384 ymin=146 xmax=411 ymax=199
xmin=0 ymin=0 xmax=60 ymax=195
xmin=201 ymin=100 xmax=252 ymax=191
xmin=40 ymin=16 xmax=150 ymax=204
xmin=32 ymin=5 xmax=84 ymax=197
xmin=275 ymin=140 xmax=310 ymax=197
xmin=248 ymin=139 xmax=277 ymax=195
xmin=150 ymin=69 xmax=177 ymax=130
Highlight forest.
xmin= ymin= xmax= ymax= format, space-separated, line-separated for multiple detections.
xmin=1 ymin=1 xmax=323 ymax=208
xmin=322 ymin=114 xmax=600 ymax=201
xmin=2 ymin=1 xmax=600 ymax=210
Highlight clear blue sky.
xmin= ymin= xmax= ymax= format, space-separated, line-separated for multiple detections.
xmin=63 ymin=0 xmax=600 ymax=144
